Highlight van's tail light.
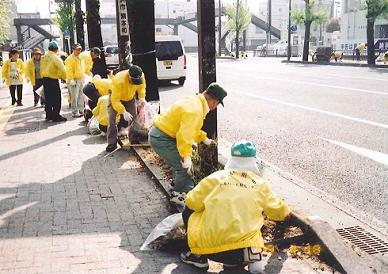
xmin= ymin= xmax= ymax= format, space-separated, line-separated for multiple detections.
xmin=184 ymin=54 xmax=187 ymax=69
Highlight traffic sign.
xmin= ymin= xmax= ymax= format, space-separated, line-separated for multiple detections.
xmin=64 ymin=29 xmax=70 ymax=39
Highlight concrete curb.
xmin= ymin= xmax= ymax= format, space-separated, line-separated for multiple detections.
xmin=132 ymin=147 xmax=374 ymax=274
xmin=281 ymin=60 xmax=388 ymax=69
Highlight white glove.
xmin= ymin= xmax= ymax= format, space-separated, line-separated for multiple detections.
xmin=203 ymin=137 xmax=215 ymax=146
xmin=181 ymin=156 xmax=193 ymax=175
xmin=69 ymin=80 xmax=76 ymax=86
xmin=123 ymin=111 xmax=133 ymax=122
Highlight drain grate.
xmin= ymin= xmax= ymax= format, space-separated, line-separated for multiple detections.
xmin=337 ymin=226 xmax=388 ymax=255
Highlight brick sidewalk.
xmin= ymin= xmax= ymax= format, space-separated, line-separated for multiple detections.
xmin=0 ymin=88 xmax=201 ymax=274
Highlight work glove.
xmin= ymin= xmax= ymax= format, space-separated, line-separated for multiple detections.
xmin=203 ymin=137 xmax=216 ymax=146
xmin=69 ymin=80 xmax=76 ymax=86
xmin=123 ymin=111 xmax=133 ymax=122
xmin=181 ymin=156 xmax=193 ymax=175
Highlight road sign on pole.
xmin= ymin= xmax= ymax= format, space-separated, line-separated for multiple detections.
xmin=64 ymin=29 xmax=70 ymax=39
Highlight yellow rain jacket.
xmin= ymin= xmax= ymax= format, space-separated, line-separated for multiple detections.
xmin=92 ymin=95 xmax=119 ymax=126
xmin=1 ymin=59 xmax=25 ymax=86
xmin=92 ymin=76 xmax=111 ymax=96
xmin=186 ymin=170 xmax=290 ymax=255
xmin=64 ymin=53 xmax=85 ymax=81
xmin=26 ymin=58 xmax=43 ymax=86
xmin=40 ymin=51 xmax=66 ymax=80
xmin=110 ymin=70 xmax=146 ymax=114
xmin=333 ymin=51 xmax=343 ymax=58
xmin=356 ymin=43 xmax=366 ymax=51
xmin=153 ymin=94 xmax=209 ymax=158
xmin=80 ymin=51 xmax=93 ymax=75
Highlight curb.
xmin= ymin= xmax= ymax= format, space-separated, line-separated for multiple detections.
xmin=133 ymin=147 xmax=374 ymax=274
xmin=281 ymin=60 xmax=388 ymax=69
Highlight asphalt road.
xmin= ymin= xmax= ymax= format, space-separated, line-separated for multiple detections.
xmin=158 ymin=56 xmax=388 ymax=225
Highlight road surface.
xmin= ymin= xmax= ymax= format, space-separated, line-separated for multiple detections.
xmin=158 ymin=56 xmax=388 ymax=227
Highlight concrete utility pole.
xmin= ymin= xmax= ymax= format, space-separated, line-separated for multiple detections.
xmin=127 ymin=0 xmax=159 ymax=102
xmin=287 ymin=0 xmax=291 ymax=61
xmin=267 ymin=0 xmax=272 ymax=45
xmin=74 ymin=0 xmax=85 ymax=49
xmin=218 ymin=0 xmax=222 ymax=56
xmin=197 ymin=0 xmax=219 ymax=174
xmin=116 ymin=0 xmax=130 ymax=69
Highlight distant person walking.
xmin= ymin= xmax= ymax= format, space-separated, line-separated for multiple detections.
xmin=41 ymin=41 xmax=67 ymax=122
xmin=65 ymin=44 xmax=86 ymax=118
xmin=355 ymin=43 xmax=365 ymax=61
xmin=26 ymin=48 xmax=45 ymax=107
xmin=1 ymin=48 xmax=25 ymax=106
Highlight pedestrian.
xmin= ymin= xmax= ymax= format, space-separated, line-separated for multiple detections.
xmin=105 ymin=65 xmax=147 ymax=152
xmin=90 ymin=47 xmax=108 ymax=78
xmin=40 ymin=41 xmax=67 ymax=122
xmin=1 ymin=48 xmax=25 ymax=106
xmin=148 ymin=83 xmax=227 ymax=206
xmin=355 ymin=43 xmax=365 ymax=61
xmin=180 ymin=141 xmax=290 ymax=274
xmin=26 ymin=48 xmax=45 ymax=107
xmin=65 ymin=44 xmax=86 ymax=118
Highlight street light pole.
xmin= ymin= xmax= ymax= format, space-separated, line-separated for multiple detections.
xmin=287 ymin=0 xmax=291 ymax=61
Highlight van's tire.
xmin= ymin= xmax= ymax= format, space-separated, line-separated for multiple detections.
xmin=178 ymin=77 xmax=186 ymax=86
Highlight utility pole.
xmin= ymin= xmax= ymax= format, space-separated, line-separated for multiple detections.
xmin=267 ymin=0 xmax=272 ymax=46
xmin=218 ymin=0 xmax=222 ymax=56
xmin=85 ymin=0 xmax=107 ymax=70
xmin=127 ymin=0 xmax=159 ymax=102
xmin=116 ymin=0 xmax=130 ymax=69
xmin=74 ymin=0 xmax=85 ymax=49
xmin=198 ymin=0 xmax=218 ymax=173
xmin=287 ymin=0 xmax=291 ymax=61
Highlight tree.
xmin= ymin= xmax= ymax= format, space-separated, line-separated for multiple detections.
xmin=364 ymin=0 xmax=388 ymax=65
xmin=54 ymin=0 xmax=75 ymax=52
xmin=85 ymin=0 xmax=106 ymax=71
xmin=74 ymin=0 xmax=85 ymax=49
xmin=292 ymin=0 xmax=326 ymax=61
xmin=225 ymin=0 xmax=251 ymax=59
xmin=0 ymin=0 xmax=11 ymax=44
xmin=326 ymin=17 xmax=340 ymax=33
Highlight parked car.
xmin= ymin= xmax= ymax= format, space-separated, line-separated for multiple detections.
xmin=103 ymin=45 xmax=119 ymax=67
xmin=155 ymin=35 xmax=186 ymax=86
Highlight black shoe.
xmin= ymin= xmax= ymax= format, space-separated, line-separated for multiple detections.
xmin=34 ymin=103 xmax=38 ymax=107
xmin=16 ymin=102 xmax=23 ymax=106
xmin=11 ymin=100 xmax=16 ymax=106
xmin=180 ymin=251 xmax=208 ymax=269
xmin=52 ymin=115 xmax=67 ymax=122
xmin=106 ymin=144 xmax=117 ymax=153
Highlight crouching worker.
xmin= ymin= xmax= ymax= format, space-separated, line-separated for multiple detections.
xmin=149 ymin=83 xmax=227 ymax=206
xmin=83 ymin=75 xmax=111 ymax=121
xmin=331 ymin=51 xmax=343 ymax=62
xmin=92 ymin=95 xmax=128 ymax=135
xmin=180 ymin=141 xmax=290 ymax=273
xmin=106 ymin=65 xmax=146 ymax=152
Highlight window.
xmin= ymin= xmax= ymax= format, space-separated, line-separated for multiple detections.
xmin=155 ymin=41 xmax=183 ymax=60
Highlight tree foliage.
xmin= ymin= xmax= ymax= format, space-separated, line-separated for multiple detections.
xmin=364 ymin=0 xmax=388 ymax=21
xmin=225 ymin=0 xmax=251 ymax=59
xmin=326 ymin=17 xmax=340 ymax=33
xmin=53 ymin=0 xmax=75 ymax=33
xmin=0 ymin=0 xmax=11 ymax=44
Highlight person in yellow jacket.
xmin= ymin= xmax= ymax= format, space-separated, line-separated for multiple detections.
xmin=80 ymin=50 xmax=93 ymax=76
xmin=355 ymin=43 xmax=365 ymax=61
xmin=149 ymin=83 xmax=227 ymax=206
xmin=41 ymin=41 xmax=67 ymax=122
xmin=26 ymin=48 xmax=45 ymax=107
xmin=92 ymin=95 xmax=127 ymax=134
xmin=83 ymin=75 xmax=112 ymax=122
xmin=1 ymin=48 xmax=25 ymax=106
xmin=106 ymin=65 xmax=146 ymax=152
xmin=65 ymin=43 xmax=86 ymax=118
xmin=331 ymin=51 xmax=343 ymax=62
xmin=180 ymin=141 xmax=290 ymax=273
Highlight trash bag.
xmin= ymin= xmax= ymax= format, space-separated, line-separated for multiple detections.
xmin=87 ymin=116 xmax=101 ymax=135
xmin=35 ymin=85 xmax=44 ymax=97
xmin=140 ymin=213 xmax=187 ymax=251
xmin=131 ymin=101 xmax=159 ymax=139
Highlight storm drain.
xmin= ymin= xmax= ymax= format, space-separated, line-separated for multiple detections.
xmin=336 ymin=226 xmax=388 ymax=255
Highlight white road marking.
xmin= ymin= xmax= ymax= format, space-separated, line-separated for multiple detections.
xmin=232 ymin=90 xmax=388 ymax=129
xmin=321 ymin=138 xmax=388 ymax=166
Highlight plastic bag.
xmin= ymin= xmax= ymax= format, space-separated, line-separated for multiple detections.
xmin=35 ymin=85 xmax=44 ymax=97
xmin=87 ymin=116 xmax=101 ymax=135
xmin=140 ymin=213 xmax=186 ymax=251
xmin=131 ymin=101 xmax=159 ymax=138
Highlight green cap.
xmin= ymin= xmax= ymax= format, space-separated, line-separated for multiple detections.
xmin=91 ymin=47 xmax=101 ymax=54
xmin=48 ymin=41 xmax=59 ymax=50
xmin=72 ymin=43 xmax=82 ymax=50
xmin=231 ymin=140 xmax=257 ymax=158
xmin=206 ymin=83 xmax=227 ymax=106
xmin=128 ymin=65 xmax=144 ymax=85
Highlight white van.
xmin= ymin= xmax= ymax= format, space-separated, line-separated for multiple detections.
xmin=155 ymin=35 xmax=186 ymax=85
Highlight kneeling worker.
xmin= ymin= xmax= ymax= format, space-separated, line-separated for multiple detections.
xmin=181 ymin=141 xmax=290 ymax=273
xmin=92 ymin=95 xmax=127 ymax=134
xmin=149 ymin=83 xmax=227 ymax=206
xmin=106 ymin=65 xmax=146 ymax=152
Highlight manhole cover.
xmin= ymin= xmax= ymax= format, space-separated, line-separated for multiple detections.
xmin=337 ymin=226 xmax=388 ymax=255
